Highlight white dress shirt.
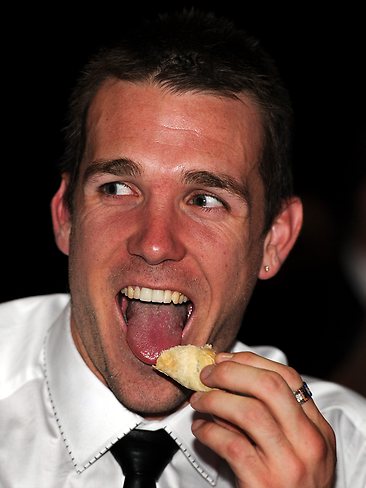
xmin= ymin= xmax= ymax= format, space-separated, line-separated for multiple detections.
xmin=0 ymin=294 xmax=365 ymax=488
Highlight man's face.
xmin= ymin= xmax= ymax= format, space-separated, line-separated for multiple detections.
xmin=54 ymin=79 xmax=267 ymax=416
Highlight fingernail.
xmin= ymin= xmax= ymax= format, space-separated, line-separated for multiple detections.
xmin=192 ymin=418 xmax=205 ymax=432
xmin=216 ymin=352 xmax=233 ymax=363
xmin=190 ymin=391 xmax=203 ymax=406
xmin=200 ymin=364 xmax=214 ymax=380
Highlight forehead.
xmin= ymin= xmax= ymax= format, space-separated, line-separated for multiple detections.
xmin=84 ymin=79 xmax=264 ymax=178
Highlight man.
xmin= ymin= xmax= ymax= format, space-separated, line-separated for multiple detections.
xmin=1 ymin=9 xmax=365 ymax=487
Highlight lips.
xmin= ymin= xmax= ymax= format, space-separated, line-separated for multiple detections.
xmin=119 ymin=286 xmax=193 ymax=364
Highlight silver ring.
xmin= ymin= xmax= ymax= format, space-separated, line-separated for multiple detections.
xmin=293 ymin=381 xmax=312 ymax=405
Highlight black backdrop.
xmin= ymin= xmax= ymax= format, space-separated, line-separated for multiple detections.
xmin=2 ymin=2 xmax=365 ymax=379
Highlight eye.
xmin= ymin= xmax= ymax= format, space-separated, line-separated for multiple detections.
xmin=100 ymin=181 xmax=133 ymax=196
xmin=189 ymin=193 xmax=225 ymax=209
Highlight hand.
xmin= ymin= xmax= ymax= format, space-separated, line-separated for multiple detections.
xmin=190 ymin=352 xmax=336 ymax=487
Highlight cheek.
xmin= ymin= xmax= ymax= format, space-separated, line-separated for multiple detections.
xmin=196 ymin=222 xmax=246 ymax=271
xmin=69 ymin=209 xmax=126 ymax=264
xmin=206 ymin=223 xmax=262 ymax=299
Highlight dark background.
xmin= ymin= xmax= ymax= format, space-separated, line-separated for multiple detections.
xmin=2 ymin=3 xmax=365 ymax=382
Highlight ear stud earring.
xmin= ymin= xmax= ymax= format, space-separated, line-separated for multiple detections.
xmin=264 ymin=265 xmax=270 ymax=272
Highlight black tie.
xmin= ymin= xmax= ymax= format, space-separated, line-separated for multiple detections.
xmin=110 ymin=429 xmax=179 ymax=487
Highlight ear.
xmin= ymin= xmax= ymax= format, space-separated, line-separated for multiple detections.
xmin=51 ymin=175 xmax=72 ymax=256
xmin=258 ymin=196 xmax=303 ymax=280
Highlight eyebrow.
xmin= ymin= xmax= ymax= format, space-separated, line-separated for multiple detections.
xmin=183 ymin=169 xmax=250 ymax=203
xmin=83 ymin=157 xmax=250 ymax=204
xmin=83 ymin=158 xmax=142 ymax=183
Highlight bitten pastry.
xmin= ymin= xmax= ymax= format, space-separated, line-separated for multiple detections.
xmin=153 ymin=344 xmax=216 ymax=392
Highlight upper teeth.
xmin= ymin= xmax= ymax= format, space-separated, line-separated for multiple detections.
xmin=121 ymin=286 xmax=189 ymax=304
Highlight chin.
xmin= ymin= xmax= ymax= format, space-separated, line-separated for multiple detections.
xmin=111 ymin=374 xmax=190 ymax=418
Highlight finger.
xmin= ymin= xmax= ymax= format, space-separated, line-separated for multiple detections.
xmin=191 ymin=403 xmax=311 ymax=487
xmin=201 ymin=353 xmax=334 ymax=452
xmin=212 ymin=351 xmax=318 ymax=419
xmin=223 ymin=352 xmax=333 ymax=430
xmin=191 ymin=388 xmax=295 ymax=459
xmin=194 ymin=353 xmax=336 ymax=485
xmin=215 ymin=351 xmax=304 ymax=395
xmin=193 ymin=412 xmax=335 ymax=488
xmin=191 ymin=415 xmax=269 ymax=486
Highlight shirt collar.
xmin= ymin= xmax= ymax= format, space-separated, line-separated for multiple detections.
xmin=43 ymin=301 xmax=143 ymax=473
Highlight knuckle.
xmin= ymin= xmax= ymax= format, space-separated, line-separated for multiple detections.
xmin=313 ymin=431 xmax=335 ymax=463
xmin=200 ymin=389 xmax=224 ymax=412
xmin=311 ymin=436 xmax=329 ymax=461
xmin=260 ymin=370 xmax=284 ymax=394
xmin=303 ymin=425 xmax=335 ymax=465
xmin=238 ymin=351 xmax=260 ymax=365
xmin=225 ymin=436 xmax=248 ymax=465
xmin=240 ymin=399 xmax=267 ymax=425
xmin=291 ymin=460 xmax=307 ymax=484
xmin=214 ymin=360 xmax=233 ymax=381
xmin=285 ymin=365 xmax=302 ymax=387
xmin=280 ymin=455 xmax=307 ymax=484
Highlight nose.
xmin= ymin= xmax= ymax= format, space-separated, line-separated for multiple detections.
xmin=127 ymin=204 xmax=186 ymax=265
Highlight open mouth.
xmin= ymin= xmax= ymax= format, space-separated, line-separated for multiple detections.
xmin=119 ymin=286 xmax=193 ymax=365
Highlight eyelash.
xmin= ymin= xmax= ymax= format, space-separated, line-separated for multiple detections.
xmin=98 ymin=181 xmax=229 ymax=211
xmin=99 ymin=181 xmax=133 ymax=196
xmin=189 ymin=193 xmax=228 ymax=211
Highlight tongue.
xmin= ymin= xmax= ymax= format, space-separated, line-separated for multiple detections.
xmin=126 ymin=300 xmax=186 ymax=365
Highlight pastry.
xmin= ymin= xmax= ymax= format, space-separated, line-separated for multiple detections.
xmin=153 ymin=344 xmax=216 ymax=391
